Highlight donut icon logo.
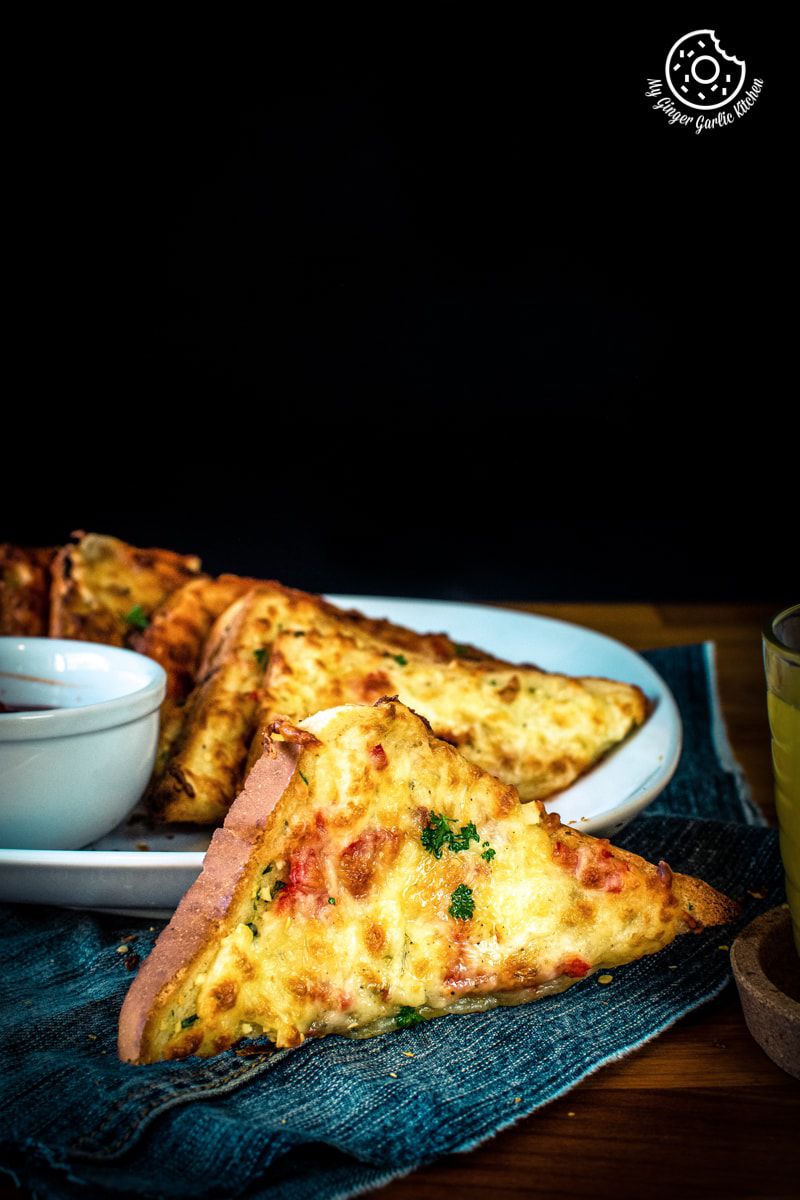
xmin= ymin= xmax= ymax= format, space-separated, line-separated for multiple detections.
xmin=665 ymin=30 xmax=746 ymax=111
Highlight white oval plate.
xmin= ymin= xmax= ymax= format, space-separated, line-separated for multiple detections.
xmin=0 ymin=598 xmax=681 ymax=915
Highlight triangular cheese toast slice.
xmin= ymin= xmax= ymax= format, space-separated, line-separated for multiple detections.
xmin=49 ymin=531 xmax=203 ymax=646
xmin=119 ymin=700 xmax=736 ymax=1063
xmin=251 ymin=625 xmax=647 ymax=801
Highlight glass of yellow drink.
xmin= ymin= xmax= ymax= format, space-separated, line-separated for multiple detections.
xmin=763 ymin=603 xmax=800 ymax=957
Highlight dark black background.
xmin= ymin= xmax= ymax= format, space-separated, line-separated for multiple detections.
xmin=5 ymin=10 xmax=791 ymax=601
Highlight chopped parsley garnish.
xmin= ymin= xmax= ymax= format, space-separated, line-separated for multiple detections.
xmin=328 ymin=897 xmax=336 ymax=905
xmin=125 ymin=604 xmax=149 ymax=631
xmin=298 ymin=770 xmax=309 ymax=786
xmin=454 ymin=643 xmax=471 ymax=658
xmin=395 ymin=1006 xmax=425 ymax=1029
xmin=392 ymin=653 xmax=408 ymax=667
xmin=481 ymin=847 xmax=496 ymax=862
xmin=448 ymin=884 xmax=475 ymax=920
xmin=293 ymin=630 xmax=305 ymax=637
xmin=246 ymin=922 xmax=259 ymax=937
xmin=262 ymin=863 xmax=273 ymax=874
xmin=421 ymin=813 xmax=479 ymax=860
xmin=180 ymin=1014 xmax=199 ymax=1029
xmin=253 ymin=647 xmax=269 ymax=667
xmin=272 ymin=880 xmax=286 ymax=894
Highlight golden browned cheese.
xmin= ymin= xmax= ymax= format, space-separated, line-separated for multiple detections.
xmin=257 ymin=625 xmax=647 ymax=801
xmin=150 ymin=580 xmax=507 ymax=825
xmin=136 ymin=575 xmax=266 ymax=777
xmin=119 ymin=700 xmax=736 ymax=1063
xmin=0 ymin=545 xmax=56 ymax=635
xmin=49 ymin=532 xmax=203 ymax=646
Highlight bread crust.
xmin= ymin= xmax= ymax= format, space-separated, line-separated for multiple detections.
xmin=118 ymin=740 xmax=301 ymax=1063
xmin=670 ymin=869 xmax=740 ymax=926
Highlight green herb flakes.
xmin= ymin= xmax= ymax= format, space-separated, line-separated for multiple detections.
xmin=298 ymin=770 xmax=309 ymax=786
xmin=125 ymin=604 xmax=149 ymax=631
xmin=328 ymin=897 xmax=336 ymax=905
xmin=181 ymin=1014 xmax=199 ymax=1029
xmin=245 ymin=922 xmax=259 ymax=937
xmin=395 ymin=1006 xmax=425 ymax=1029
xmin=421 ymin=813 xmax=479 ymax=859
xmin=448 ymin=884 xmax=475 ymax=920
xmin=253 ymin=648 xmax=269 ymax=667
xmin=393 ymin=653 xmax=408 ymax=667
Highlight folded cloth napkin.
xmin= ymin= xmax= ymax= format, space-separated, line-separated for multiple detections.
xmin=0 ymin=643 xmax=783 ymax=1200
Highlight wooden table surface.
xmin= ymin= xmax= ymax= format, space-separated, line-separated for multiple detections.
xmin=3 ymin=603 xmax=798 ymax=1200
xmin=362 ymin=602 xmax=799 ymax=1200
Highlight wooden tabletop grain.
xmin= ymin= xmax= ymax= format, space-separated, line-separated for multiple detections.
xmin=3 ymin=603 xmax=798 ymax=1200
xmin=361 ymin=602 xmax=800 ymax=1200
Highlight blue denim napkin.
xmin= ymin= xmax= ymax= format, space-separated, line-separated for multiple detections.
xmin=0 ymin=643 xmax=782 ymax=1200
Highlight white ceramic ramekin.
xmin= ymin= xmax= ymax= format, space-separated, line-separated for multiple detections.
xmin=0 ymin=638 xmax=166 ymax=849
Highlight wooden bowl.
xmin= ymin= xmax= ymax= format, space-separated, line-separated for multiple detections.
xmin=731 ymin=906 xmax=800 ymax=1079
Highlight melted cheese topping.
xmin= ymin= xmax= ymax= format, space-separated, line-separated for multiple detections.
xmin=151 ymin=702 xmax=682 ymax=1059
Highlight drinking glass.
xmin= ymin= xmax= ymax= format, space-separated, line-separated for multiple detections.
xmin=763 ymin=603 xmax=800 ymax=956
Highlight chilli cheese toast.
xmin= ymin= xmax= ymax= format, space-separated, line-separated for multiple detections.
xmin=134 ymin=574 xmax=266 ymax=776
xmin=252 ymin=625 xmax=647 ymax=801
xmin=0 ymin=544 xmax=56 ymax=635
xmin=49 ymin=531 xmax=203 ymax=646
xmin=148 ymin=581 xmax=503 ymax=824
xmin=119 ymin=699 xmax=736 ymax=1063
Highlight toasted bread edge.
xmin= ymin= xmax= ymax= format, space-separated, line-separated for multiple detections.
xmin=118 ymin=740 xmax=301 ymax=1063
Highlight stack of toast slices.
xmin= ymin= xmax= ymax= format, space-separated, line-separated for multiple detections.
xmin=2 ymin=532 xmax=648 ymax=827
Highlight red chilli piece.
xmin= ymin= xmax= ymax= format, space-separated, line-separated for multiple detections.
xmin=553 ymin=840 xmax=579 ymax=872
xmin=561 ymin=956 xmax=592 ymax=978
xmin=369 ymin=744 xmax=388 ymax=770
